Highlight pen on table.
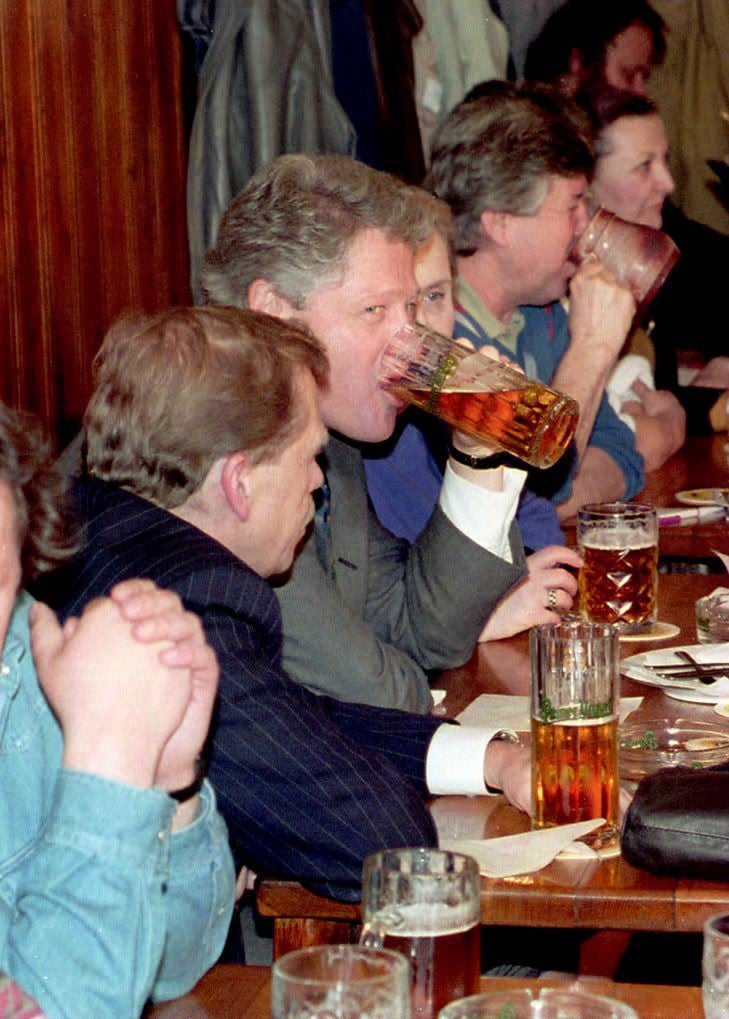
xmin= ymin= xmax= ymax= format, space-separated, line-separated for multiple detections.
xmin=658 ymin=505 xmax=727 ymax=527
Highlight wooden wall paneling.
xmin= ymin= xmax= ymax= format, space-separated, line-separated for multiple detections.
xmin=0 ymin=0 xmax=190 ymax=449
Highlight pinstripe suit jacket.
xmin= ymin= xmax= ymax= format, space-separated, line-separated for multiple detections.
xmin=39 ymin=477 xmax=443 ymax=901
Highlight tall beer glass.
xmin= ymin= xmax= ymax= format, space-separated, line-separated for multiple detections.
xmin=531 ymin=620 xmax=620 ymax=849
xmin=577 ymin=502 xmax=658 ymax=633
xmin=377 ymin=324 xmax=578 ymax=469
xmin=360 ymin=848 xmax=481 ymax=1019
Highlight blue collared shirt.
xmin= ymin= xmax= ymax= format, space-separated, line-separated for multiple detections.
xmin=454 ymin=287 xmax=645 ymax=504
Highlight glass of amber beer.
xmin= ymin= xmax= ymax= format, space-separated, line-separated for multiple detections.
xmin=577 ymin=502 xmax=658 ymax=633
xmin=360 ymin=848 xmax=481 ymax=1019
xmin=530 ymin=619 xmax=620 ymax=849
xmin=377 ymin=324 xmax=578 ymax=469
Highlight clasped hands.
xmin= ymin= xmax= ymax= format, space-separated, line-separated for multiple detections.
xmin=29 ymin=580 xmax=217 ymax=815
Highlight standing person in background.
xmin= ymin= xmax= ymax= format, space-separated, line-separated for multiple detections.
xmin=582 ymin=87 xmax=727 ymax=437
xmin=523 ymin=0 xmax=666 ymax=98
xmin=0 ymin=402 xmax=234 ymax=1018
xmin=494 ymin=0 xmax=564 ymax=79
xmin=524 ymin=0 xmax=729 ymax=242
xmin=639 ymin=0 xmax=729 ymax=235
xmin=428 ymin=83 xmax=646 ymax=521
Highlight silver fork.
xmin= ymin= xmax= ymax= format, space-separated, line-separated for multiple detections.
xmin=674 ymin=649 xmax=720 ymax=685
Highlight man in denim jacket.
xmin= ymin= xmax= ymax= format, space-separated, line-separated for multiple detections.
xmin=0 ymin=404 xmax=234 ymax=1017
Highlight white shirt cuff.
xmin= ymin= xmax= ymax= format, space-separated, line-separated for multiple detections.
xmin=426 ymin=724 xmax=511 ymax=796
xmin=438 ymin=462 xmax=526 ymax=563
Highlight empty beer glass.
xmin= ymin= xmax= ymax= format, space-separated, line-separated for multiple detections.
xmin=360 ymin=848 xmax=481 ymax=1019
xmin=377 ymin=324 xmax=578 ymax=469
xmin=531 ymin=619 xmax=620 ymax=850
xmin=704 ymin=913 xmax=729 ymax=1019
xmin=438 ymin=988 xmax=638 ymax=1018
xmin=574 ymin=207 xmax=680 ymax=309
xmin=271 ymin=944 xmax=410 ymax=1019
xmin=577 ymin=502 xmax=658 ymax=633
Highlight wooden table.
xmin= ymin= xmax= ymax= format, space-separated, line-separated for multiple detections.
xmin=559 ymin=434 xmax=729 ymax=566
xmin=639 ymin=433 xmax=729 ymax=506
xmin=257 ymin=574 xmax=729 ymax=960
xmin=145 ymin=965 xmax=702 ymax=1017
xmin=637 ymin=433 xmax=728 ymax=565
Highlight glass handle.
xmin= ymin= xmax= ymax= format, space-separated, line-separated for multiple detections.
xmin=358 ymin=907 xmax=401 ymax=949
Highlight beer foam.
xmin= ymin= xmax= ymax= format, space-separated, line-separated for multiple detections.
xmin=386 ymin=902 xmax=477 ymax=937
xmin=580 ymin=529 xmax=655 ymax=549
xmin=558 ymin=715 xmax=618 ymax=727
xmin=298 ymin=991 xmax=403 ymax=1019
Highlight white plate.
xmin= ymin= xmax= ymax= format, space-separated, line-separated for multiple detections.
xmin=675 ymin=488 xmax=729 ymax=507
xmin=622 ymin=642 xmax=729 ymax=703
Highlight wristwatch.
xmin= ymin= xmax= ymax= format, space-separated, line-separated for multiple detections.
xmin=485 ymin=730 xmax=522 ymax=794
xmin=169 ymin=756 xmax=206 ymax=803
xmin=448 ymin=445 xmax=516 ymax=470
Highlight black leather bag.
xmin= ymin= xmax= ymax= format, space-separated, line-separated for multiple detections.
xmin=621 ymin=764 xmax=729 ymax=880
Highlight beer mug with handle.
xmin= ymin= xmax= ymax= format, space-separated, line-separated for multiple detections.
xmin=377 ymin=323 xmax=578 ymax=469
xmin=360 ymin=848 xmax=481 ymax=1019
xmin=271 ymin=944 xmax=410 ymax=1019
xmin=574 ymin=207 xmax=679 ymax=311
xmin=703 ymin=913 xmax=729 ymax=1018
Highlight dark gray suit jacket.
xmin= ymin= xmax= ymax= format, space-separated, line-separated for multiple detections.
xmin=274 ymin=435 xmax=527 ymax=713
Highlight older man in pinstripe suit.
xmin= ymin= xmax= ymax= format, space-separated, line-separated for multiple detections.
xmin=39 ymin=306 xmax=531 ymax=902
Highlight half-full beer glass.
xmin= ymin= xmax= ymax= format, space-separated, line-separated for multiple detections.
xmin=360 ymin=848 xmax=481 ymax=1019
xmin=377 ymin=324 xmax=578 ymax=469
xmin=577 ymin=502 xmax=658 ymax=633
xmin=531 ymin=620 xmax=620 ymax=849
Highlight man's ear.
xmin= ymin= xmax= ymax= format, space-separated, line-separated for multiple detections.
xmin=220 ymin=451 xmax=253 ymax=522
xmin=247 ymin=279 xmax=297 ymax=319
xmin=479 ymin=208 xmax=510 ymax=247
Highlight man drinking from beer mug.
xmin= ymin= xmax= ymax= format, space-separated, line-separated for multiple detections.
xmin=428 ymin=81 xmax=646 ymax=521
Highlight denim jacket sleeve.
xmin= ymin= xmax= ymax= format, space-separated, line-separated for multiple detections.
xmin=2 ymin=771 xmax=234 ymax=1019
xmin=0 ymin=594 xmax=234 ymax=1018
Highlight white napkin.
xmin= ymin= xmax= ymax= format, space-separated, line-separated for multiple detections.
xmin=456 ymin=694 xmax=643 ymax=731
xmin=606 ymin=354 xmax=655 ymax=431
xmin=441 ymin=819 xmax=603 ymax=878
